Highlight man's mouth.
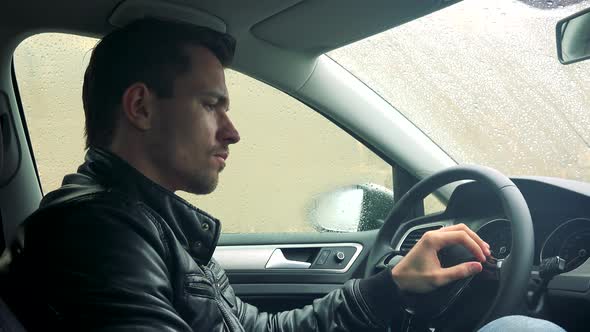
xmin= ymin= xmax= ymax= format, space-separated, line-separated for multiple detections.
xmin=213 ymin=151 xmax=229 ymax=168
xmin=214 ymin=151 xmax=229 ymax=161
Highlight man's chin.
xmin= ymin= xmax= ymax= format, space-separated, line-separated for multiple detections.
xmin=185 ymin=175 xmax=219 ymax=195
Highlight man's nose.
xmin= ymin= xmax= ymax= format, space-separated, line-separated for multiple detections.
xmin=218 ymin=112 xmax=240 ymax=145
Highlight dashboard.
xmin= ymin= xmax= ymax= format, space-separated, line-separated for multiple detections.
xmin=538 ymin=217 xmax=590 ymax=273
xmin=392 ymin=177 xmax=590 ymax=286
xmin=388 ymin=176 xmax=590 ymax=331
xmin=390 ymin=176 xmax=590 ymax=331
xmin=476 ymin=216 xmax=590 ymax=273
xmin=440 ymin=176 xmax=590 ymax=269
xmin=393 ymin=176 xmax=590 ymax=270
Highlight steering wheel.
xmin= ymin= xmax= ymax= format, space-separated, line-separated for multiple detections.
xmin=364 ymin=165 xmax=534 ymax=331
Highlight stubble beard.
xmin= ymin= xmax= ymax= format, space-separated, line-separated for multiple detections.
xmin=186 ymin=168 xmax=221 ymax=195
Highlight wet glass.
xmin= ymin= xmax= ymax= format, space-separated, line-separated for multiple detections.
xmin=329 ymin=0 xmax=590 ymax=182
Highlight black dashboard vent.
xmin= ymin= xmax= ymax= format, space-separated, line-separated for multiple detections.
xmin=400 ymin=225 xmax=443 ymax=255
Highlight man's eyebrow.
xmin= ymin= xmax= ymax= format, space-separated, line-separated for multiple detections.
xmin=199 ymin=90 xmax=224 ymax=97
xmin=199 ymin=91 xmax=228 ymax=101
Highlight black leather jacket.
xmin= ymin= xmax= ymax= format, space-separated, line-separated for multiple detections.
xmin=14 ymin=148 xmax=401 ymax=331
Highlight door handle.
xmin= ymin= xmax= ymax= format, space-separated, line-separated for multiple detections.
xmin=265 ymin=249 xmax=311 ymax=269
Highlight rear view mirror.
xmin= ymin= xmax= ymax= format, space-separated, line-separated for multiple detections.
xmin=557 ymin=7 xmax=590 ymax=65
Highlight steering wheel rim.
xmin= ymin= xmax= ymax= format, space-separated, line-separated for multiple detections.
xmin=364 ymin=165 xmax=534 ymax=328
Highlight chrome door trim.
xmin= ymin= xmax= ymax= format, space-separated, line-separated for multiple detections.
xmin=213 ymin=242 xmax=363 ymax=273
xmin=265 ymin=248 xmax=312 ymax=269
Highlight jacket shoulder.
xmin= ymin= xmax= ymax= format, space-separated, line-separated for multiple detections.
xmin=27 ymin=189 xmax=172 ymax=259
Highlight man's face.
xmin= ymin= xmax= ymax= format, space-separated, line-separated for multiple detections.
xmin=146 ymin=45 xmax=240 ymax=194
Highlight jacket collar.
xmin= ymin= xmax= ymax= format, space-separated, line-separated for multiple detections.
xmin=46 ymin=147 xmax=221 ymax=265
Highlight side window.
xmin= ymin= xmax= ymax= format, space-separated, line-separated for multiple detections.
xmin=14 ymin=33 xmax=394 ymax=234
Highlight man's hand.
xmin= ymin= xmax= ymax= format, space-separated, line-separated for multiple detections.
xmin=391 ymin=223 xmax=491 ymax=293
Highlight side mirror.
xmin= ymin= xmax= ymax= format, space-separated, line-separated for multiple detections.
xmin=557 ymin=7 xmax=590 ymax=65
xmin=307 ymin=183 xmax=393 ymax=233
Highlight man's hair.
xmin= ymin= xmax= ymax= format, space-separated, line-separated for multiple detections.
xmin=82 ymin=18 xmax=236 ymax=149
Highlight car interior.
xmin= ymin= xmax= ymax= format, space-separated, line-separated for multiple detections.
xmin=0 ymin=0 xmax=589 ymax=331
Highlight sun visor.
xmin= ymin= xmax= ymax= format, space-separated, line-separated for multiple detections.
xmin=251 ymin=0 xmax=460 ymax=54
xmin=109 ymin=0 xmax=227 ymax=33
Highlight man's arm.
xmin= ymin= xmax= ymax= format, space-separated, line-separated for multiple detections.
xmin=236 ymin=268 xmax=401 ymax=331
xmin=22 ymin=203 xmax=193 ymax=332
xmin=234 ymin=223 xmax=490 ymax=332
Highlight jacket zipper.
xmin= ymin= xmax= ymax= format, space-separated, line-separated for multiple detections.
xmin=217 ymin=275 xmax=234 ymax=308
xmin=205 ymin=268 xmax=239 ymax=332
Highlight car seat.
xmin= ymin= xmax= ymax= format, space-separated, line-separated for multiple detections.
xmin=0 ymin=116 xmax=27 ymax=332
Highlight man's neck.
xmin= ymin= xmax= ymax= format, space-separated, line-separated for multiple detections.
xmin=106 ymin=142 xmax=177 ymax=192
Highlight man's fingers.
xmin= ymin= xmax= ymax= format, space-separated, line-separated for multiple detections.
xmin=423 ymin=230 xmax=486 ymax=262
xmin=440 ymin=224 xmax=489 ymax=252
xmin=440 ymin=224 xmax=491 ymax=256
xmin=435 ymin=261 xmax=483 ymax=287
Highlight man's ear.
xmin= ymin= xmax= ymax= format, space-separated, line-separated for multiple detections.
xmin=121 ymin=83 xmax=154 ymax=130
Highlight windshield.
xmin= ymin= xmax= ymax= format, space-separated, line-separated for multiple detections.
xmin=329 ymin=0 xmax=590 ymax=182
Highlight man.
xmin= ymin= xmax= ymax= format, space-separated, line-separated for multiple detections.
xmin=12 ymin=18 xmax=564 ymax=331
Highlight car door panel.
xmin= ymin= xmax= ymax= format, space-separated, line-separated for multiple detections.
xmin=214 ymin=231 xmax=378 ymax=312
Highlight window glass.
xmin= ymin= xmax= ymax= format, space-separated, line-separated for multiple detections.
xmin=14 ymin=33 xmax=394 ymax=233
xmin=329 ymin=0 xmax=590 ymax=182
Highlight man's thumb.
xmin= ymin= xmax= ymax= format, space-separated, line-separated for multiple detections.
xmin=437 ymin=262 xmax=482 ymax=286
